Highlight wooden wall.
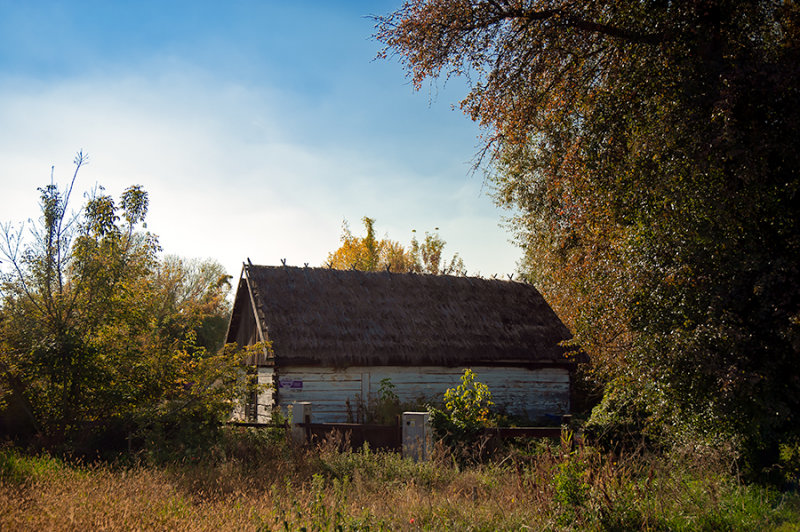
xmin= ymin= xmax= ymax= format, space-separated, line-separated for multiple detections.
xmin=274 ymin=366 xmax=570 ymax=423
xmin=231 ymin=367 xmax=275 ymax=423
xmin=229 ymin=306 xmax=258 ymax=347
xmin=255 ymin=367 xmax=275 ymax=423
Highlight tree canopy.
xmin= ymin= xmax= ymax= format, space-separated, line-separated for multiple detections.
xmin=0 ymin=153 xmax=243 ymax=455
xmin=378 ymin=1 xmax=800 ymax=475
xmin=326 ymin=216 xmax=465 ymax=275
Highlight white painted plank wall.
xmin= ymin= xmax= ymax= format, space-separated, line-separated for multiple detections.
xmin=232 ymin=367 xmax=276 ymax=423
xmin=277 ymin=366 xmax=570 ymax=423
xmin=255 ymin=367 xmax=275 ymax=423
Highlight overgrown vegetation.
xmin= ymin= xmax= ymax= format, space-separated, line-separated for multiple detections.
xmin=5 ymin=363 xmax=789 ymax=529
xmin=2 ymin=433 xmax=799 ymax=530
xmin=377 ymin=0 xmax=800 ymax=482
xmin=349 ymin=377 xmax=408 ymax=425
xmin=429 ymin=368 xmax=495 ymax=461
xmin=3 ymin=0 xmax=800 ymax=524
xmin=0 ymin=154 xmax=246 ymax=457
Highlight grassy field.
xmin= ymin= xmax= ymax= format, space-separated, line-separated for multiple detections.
xmin=1 ymin=430 xmax=799 ymax=531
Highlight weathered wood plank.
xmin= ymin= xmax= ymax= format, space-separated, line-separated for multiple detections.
xmin=275 ymin=365 xmax=571 ymax=423
xmin=253 ymin=367 xmax=275 ymax=423
xmin=278 ymin=382 xmax=362 ymax=393
xmin=361 ymin=372 xmax=370 ymax=405
xmin=281 ymin=365 xmax=569 ymax=383
xmin=279 ymin=391 xmax=362 ymax=403
xmin=280 ymin=367 xmax=362 ymax=380
xmin=368 ymin=367 xmax=569 ymax=384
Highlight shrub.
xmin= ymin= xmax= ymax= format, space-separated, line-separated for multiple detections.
xmin=429 ymin=369 xmax=494 ymax=461
xmin=585 ymin=376 xmax=668 ymax=453
xmin=0 ymin=447 xmax=65 ymax=483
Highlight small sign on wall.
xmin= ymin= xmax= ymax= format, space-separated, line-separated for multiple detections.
xmin=279 ymin=379 xmax=303 ymax=390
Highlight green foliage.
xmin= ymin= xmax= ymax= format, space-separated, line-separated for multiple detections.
xmin=316 ymin=437 xmax=455 ymax=490
xmin=4 ymin=439 xmax=800 ymax=530
xmin=441 ymin=368 xmax=493 ymax=429
xmin=772 ymin=438 xmax=800 ymax=489
xmin=367 ymin=378 xmax=401 ymax=425
xmin=132 ymin=342 xmax=254 ymax=463
xmin=0 ymin=154 xmax=242 ymax=456
xmin=584 ymin=376 xmax=669 ymax=453
xmin=429 ymin=369 xmax=494 ymax=458
xmin=409 ymin=228 xmax=465 ymax=275
xmin=378 ymin=0 xmax=800 ymax=477
xmin=0 ymin=447 xmax=65 ymax=483
xmin=350 ymin=378 xmax=430 ymax=425
xmin=153 ymin=255 xmax=233 ymax=353
xmin=553 ymin=456 xmax=590 ymax=524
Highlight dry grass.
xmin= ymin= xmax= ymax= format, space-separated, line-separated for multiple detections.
xmin=1 ymin=433 xmax=799 ymax=531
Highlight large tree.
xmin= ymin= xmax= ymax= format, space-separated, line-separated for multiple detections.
xmin=0 ymin=153 xmax=242 ymax=454
xmin=378 ymin=1 xmax=800 ymax=471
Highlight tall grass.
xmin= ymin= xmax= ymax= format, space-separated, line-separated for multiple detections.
xmin=1 ymin=431 xmax=798 ymax=531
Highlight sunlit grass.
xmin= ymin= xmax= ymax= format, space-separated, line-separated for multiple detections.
xmin=1 ymin=433 xmax=799 ymax=531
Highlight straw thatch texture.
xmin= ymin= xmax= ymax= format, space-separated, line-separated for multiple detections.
xmin=227 ymin=265 xmax=577 ymax=367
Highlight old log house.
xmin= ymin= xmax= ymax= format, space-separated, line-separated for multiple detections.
xmin=225 ymin=264 xmax=582 ymax=423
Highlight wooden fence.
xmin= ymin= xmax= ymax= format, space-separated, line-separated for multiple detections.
xmin=297 ymin=416 xmax=403 ymax=451
xmin=229 ymin=418 xmax=567 ymax=453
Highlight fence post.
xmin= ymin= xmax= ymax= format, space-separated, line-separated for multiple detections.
xmin=291 ymin=402 xmax=312 ymax=445
xmin=402 ymin=411 xmax=431 ymax=462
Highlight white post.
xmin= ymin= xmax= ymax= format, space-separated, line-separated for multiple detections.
xmin=291 ymin=402 xmax=312 ymax=445
xmin=402 ymin=412 xmax=431 ymax=462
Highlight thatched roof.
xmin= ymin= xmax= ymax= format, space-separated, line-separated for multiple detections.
xmin=226 ymin=264 xmax=580 ymax=367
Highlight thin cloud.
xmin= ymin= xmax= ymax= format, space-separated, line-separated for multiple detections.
xmin=0 ymin=67 xmax=519 ymax=279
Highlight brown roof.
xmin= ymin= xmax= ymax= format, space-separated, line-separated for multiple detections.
xmin=226 ymin=264 xmax=579 ymax=367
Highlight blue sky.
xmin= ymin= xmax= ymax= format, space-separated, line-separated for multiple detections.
xmin=0 ymin=1 xmax=520 ymax=279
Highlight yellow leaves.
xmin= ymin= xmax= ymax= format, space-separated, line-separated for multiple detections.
xmin=442 ymin=368 xmax=494 ymax=428
xmin=326 ymin=217 xmax=462 ymax=274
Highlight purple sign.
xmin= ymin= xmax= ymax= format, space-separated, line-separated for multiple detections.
xmin=279 ymin=379 xmax=303 ymax=390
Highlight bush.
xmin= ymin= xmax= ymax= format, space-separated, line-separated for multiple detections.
xmin=429 ymin=369 xmax=495 ymax=461
xmin=0 ymin=447 xmax=65 ymax=483
xmin=585 ymin=376 xmax=668 ymax=453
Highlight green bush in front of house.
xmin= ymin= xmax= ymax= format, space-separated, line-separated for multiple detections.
xmin=429 ymin=369 xmax=495 ymax=460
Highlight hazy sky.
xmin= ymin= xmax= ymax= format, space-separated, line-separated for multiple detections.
xmin=0 ymin=1 xmax=520 ymax=280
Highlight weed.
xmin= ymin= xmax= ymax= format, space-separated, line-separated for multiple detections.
xmin=0 ymin=447 xmax=65 ymax=483
xmin=1 ymin=436 xmax=799 ymax=530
